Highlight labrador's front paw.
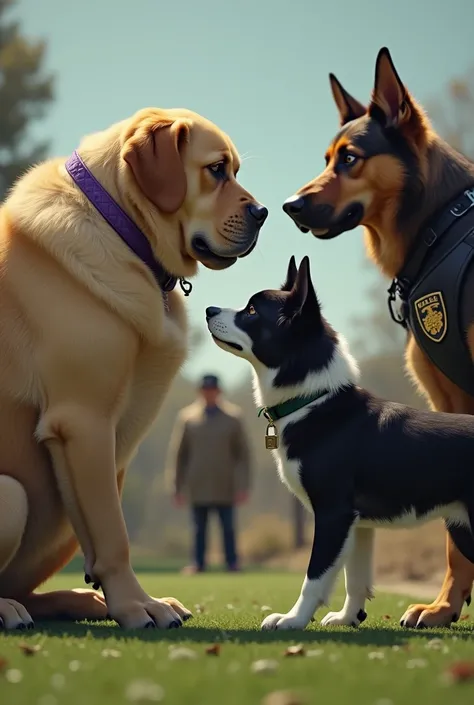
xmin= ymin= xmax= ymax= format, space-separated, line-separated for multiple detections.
xmin=109 ymin=595 xmax=192 ymax=629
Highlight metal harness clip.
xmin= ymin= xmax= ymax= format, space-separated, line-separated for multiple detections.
xmin=387 ymin=279 xmax=408 ymax=327
xmin=450 ymin=188 xmax=474 ymax=218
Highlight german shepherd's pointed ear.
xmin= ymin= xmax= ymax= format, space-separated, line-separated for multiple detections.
xmin=286 ymin=256 xmax=321 ymax=320
xmin=281 ymin=255 xmax=298 ymax=291
xmin=369 ymin=48 xmax=411 ymax=128
xmin=329 ymin=74 xmax=366 ymax=126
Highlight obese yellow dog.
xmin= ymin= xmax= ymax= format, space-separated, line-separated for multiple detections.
xmin=0 ymin=107 xmax=267 ymax=630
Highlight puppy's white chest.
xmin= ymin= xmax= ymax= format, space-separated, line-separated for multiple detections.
xmin=274 ymin=452 xmax=311 ymax=511
xmin=272 ymin=417 xmax=312 ymax=511
xmin=257 ymin=404 xmax=316 ymax=512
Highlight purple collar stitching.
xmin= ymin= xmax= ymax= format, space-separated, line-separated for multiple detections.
xmin=65 ymin=150 xmax=178 ymax=295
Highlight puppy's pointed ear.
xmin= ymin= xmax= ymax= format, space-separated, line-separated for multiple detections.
xmin=298 ymin=256 xmax=321 ymax=318
xmin=122 ymin=118 xmax=190 ymax=214
xmin=369 ymin=48 xmax=410 ymax=128
xmin=281 ymin=255 xmax=298 ymax=291
xmin=286 ymin=256 xmax=320 ymax=320
xmin=329 ymin=74 xmax=366 ymax=126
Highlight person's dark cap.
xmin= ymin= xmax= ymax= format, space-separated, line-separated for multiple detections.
xmin=201 ymin=374 xmax=220 ymax=389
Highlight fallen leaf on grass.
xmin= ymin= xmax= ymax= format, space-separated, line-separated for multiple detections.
xmin=262 ymin=690 xmax=304 ymax=705
xmin=443 ymin=661 xmax=474 ymax=684
xmin=19 ymin=642 xmax=41 ymax=656
xmin=406 ymin=659 xmax=428 ymax=669
xmin=284 ymin=644 xmax=305 ymax=657
xmin=383 ymin=615 xmax=391 ymax=620
xmin=251 ymin=659 xmax=279 ymax=674
xmin=101 ymin=649 xmax=122 ymax=659
xmin=460 ymin=614 xmax=470 ymax=621
xmin=205 ymin=644 xmax=221 ymax=656
xmin=0 ymin=657 xmax=8 ymax=673
xmin=368 ymin=651 xmax=385 ymax=660
xmin=125 ymin=679 xmax=165 ymax=702
xmin=5 ymin=668 xmax=23 ymax=683
xmin=168 ymin=647 xmax=198 ymax=661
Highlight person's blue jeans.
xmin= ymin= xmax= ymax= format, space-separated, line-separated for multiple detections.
xmin=192 ymin=504 xmax=238 ymax=570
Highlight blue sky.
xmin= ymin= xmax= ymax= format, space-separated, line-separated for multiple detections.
xmin=18 ymin=0 xmax=474 ymax=388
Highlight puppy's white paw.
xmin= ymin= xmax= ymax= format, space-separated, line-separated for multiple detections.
xmin=261 ymin=612 xmax=309 ymax=631
xmin=321 ymin=607 xmax=367 ymax=628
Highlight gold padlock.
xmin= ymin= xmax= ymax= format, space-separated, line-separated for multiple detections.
xmin=265 ymin=422 xmax=279 ymax=450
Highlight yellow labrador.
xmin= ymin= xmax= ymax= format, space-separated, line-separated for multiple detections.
xmin=0 ymin=107 xmax=267 ymax=630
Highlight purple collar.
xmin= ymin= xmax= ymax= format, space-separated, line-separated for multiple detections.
xmin=65 ymin=150 xmax=192 ymax=298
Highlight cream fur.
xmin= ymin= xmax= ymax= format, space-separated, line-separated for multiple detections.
xmin=0 ymin=107 xmax=259 ymax=629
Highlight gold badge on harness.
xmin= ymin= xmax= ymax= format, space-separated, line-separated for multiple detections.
xmin=414 ymin=291 xmax=447 ymax=343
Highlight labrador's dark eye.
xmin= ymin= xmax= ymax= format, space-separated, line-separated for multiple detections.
xmin=207 ymin=161 xmax=226 ymax=179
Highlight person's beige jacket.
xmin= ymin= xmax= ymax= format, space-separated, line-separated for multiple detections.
xmin=166 ymin=399 xmax=252 ymax=505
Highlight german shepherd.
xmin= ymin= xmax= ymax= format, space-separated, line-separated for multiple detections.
xmin=282 ymin=47 xmax=474 ymax=628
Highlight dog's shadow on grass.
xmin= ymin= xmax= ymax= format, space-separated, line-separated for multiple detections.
xmin=6 ymin=621 xmax=473 ymax=646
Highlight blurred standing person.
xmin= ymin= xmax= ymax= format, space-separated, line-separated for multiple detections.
xmin=166 ymin=374 xmax=252 ymax=573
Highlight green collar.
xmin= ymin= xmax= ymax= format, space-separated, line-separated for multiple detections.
xmin=257 ymin=389 xmax=331 ymax=423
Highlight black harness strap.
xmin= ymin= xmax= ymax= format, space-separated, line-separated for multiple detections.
xmin=388 ymin=186 xmax=474 ymax=397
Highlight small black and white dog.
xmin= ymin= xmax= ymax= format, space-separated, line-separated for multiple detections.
xmin=206 ymin=256 xmax=474 ymax=631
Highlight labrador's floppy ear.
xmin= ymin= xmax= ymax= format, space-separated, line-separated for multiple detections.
xmin=329 ymin=74 xmax=366 ymax=126
xmin=123 ymin=119 xmax=189 ymax=214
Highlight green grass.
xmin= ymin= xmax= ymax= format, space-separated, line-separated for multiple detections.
xmin=1 ymin=572 xmax=473 ymax=705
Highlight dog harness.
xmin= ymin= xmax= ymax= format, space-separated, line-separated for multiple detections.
xmin=65 ymin=150 xmax=192 ymax=310
xmin=388 ymin=186 xmax=474 ymax=396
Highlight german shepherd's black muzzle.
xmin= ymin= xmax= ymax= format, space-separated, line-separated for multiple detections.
xmin=283 ymin=195 xmax=364 ymax=240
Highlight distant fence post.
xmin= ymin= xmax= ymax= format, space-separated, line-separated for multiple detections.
xmin=293 ymin=496 xmax=305 ymax=548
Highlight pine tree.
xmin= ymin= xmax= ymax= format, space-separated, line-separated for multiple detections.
xmin=0 ymin=0 xmax=54 ymax=198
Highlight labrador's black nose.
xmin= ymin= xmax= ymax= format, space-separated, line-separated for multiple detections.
xmin=283 ymin=195 xmax=305 ymax=216
xmin=206 ymin=306 xmax=221 ymax=320
xmin=247 ymin=203 xmax=269 ymax=224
